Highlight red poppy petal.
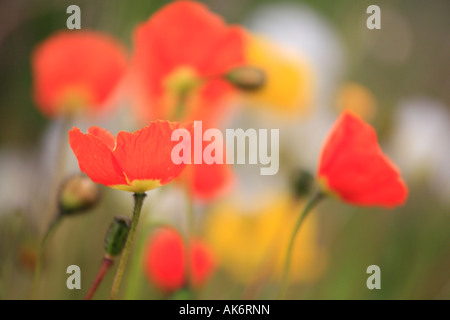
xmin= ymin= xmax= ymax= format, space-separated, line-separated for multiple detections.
xmin=195 ymin=79 xmax=236 ymax=122
xmin=143 ymin=228 xmax=185 ymax=292
xmin=69 ymin=127 xmax=127 ymax=186
xmin=32 ymin=31 xmax=127 ymax=116
xmin=142 ymin=1 xmax=235 ymax=71
xmin=132 ymin=1 xmax=224 ymax=99
xmin=113 ymin=120 xmax=188 ymax=185
xmin=318 ymin=111 xmax=408 ymax=208
xmin=87 ymin=126 xmax=116 ymax=151
xmin=188 ymin=161 xmax=234 ymax=201
xmin=130 ymin=1 xmax=246 ymax=122
xmin=190 ymin=240 xmax=216 ymax=288
xmin=179 ymin=122 xmax=233 ymax=201
xmin=199 ymin=26 xmax=246 ymax=76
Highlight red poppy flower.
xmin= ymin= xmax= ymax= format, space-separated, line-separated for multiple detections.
xmin=69 ymin=121 xmax=190 ymax=193
xmin=143 ymin=227 xmax=216 ymax=292
xmin=174 ymin=122 xmax=233 ymax=201
xmin=318 ymin=111 xmax=408 ymax=208
xmin=185 ymin=160 xmax=234 ymax=201
xmin=130 ymin=0 xmax=246 ymax=122
xmin=32 ymin=31 xmax=127 ymax=117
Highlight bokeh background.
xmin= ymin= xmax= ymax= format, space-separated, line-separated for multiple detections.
xmin=0 ymin=0 xmax=449 ymax=300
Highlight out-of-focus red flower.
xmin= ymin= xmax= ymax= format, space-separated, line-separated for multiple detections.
xmin=184 ymin=160 xmax=234 ymax=202
xmin=177 ymin=123 xmax=233 ymax=202
xmin=69 ymin=120 xmax=190 ymax=193
xmin=143 ymin=227 xmax=216 ymax=292
xmin=179 ymin=124 xmax=234 ymax=203
xmin=130 ymin=0 xmax=246 ymax=122
xmin=32 ymin=31 xmax=127 ymax=117
xmin=318 ymin=111 xmax=408 ymax=208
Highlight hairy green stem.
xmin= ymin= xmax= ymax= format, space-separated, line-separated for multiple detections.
xmin=30 ymin=117 xmax=72 ymax=299
xmin=30 ymin=215 xmax=63 ymax=299
xmin=277 ymin=191 xmax=325 ymax=299
xmin=110 ymin=193 xmax=146 ymax=300
xmin=185 ymin=186 xmax=195 ymax=288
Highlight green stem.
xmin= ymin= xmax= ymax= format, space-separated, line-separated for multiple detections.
xmin=123 ymin=210 xmax=151 ymax=300
xmin=30 ymin=215 xmax=63 ymax=299
xmin=30 ymin=117 xmax=72 ymax=299
xmin=110 ymin=193 xmax=146 ymax=300
xmin=185 ymin=187 xmax=195 ymax=288
xmin=277 ymin=191 xmax=325 ymax=299
xmin=174 ymin=92 xmax=187 ymax=121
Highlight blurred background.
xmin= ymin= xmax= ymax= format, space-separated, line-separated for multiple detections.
xmin=0 ymin=0 xmax=449 ymax=300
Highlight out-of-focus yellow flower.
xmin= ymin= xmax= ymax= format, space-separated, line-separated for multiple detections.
xmin=243 ymin=35 xmax=315 ymax=116
xmin=337 ymin=82 xmax=376 ymax=121
xmin=204 ymin=195 xmax=327 ymax=284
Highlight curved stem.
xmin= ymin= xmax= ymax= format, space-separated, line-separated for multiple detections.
xmin=277 ymin=191 xmax=325 ymax=299
xmin=40 ymin=117 xmax=73 ymax=223
xmin=85 ymin=255 xmax=114 ymax=300
xmin=30 ymin=117 xmax=72 ymax=299
xmin=122 ymin=233 xmax=146 ymax=300
xmin=110 ymin=193 xmax=146 ymax=300
xmin=185 ymin=186 xmax=195 ymax=288
xmin=30 ymin=215 xmax=63 ymax=299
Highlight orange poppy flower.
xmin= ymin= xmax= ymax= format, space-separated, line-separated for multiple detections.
xmin=32 ymin=31 xmax=127 ymax=117
xmin=177 ymin=123 xmax=233 ymax=201
xmin=143 ymin=227 xmax=216 ymax=292
xmin=130 ymin=0 xmax=246 ymax=122
xmin=69 ymin=121 xmax=190 ymax=193
xmin=318 ymin=111 xmax=408 ymax=208
xmin=184 ymin=160 xmax=234 ymax=201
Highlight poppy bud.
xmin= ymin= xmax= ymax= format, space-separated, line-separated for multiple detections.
xmin=290 ymin=169 xmax=314 ymax=199
xmin=104 ymin=216 xmax=131 ymax=257
xmin=225 ymin=66 xmax=265 ymax=91
xmin=58 ymin=174 xmax=101 ymax=215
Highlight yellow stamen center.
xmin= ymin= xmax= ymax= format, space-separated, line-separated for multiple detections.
xmin=164 ymin=66 xmax=201 ymax=96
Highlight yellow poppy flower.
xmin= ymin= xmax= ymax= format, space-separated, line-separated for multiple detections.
xmin=204 ymin=195 xmax=327 ymax=284
xmin=243 ymin=35 xmax=315 ymax=116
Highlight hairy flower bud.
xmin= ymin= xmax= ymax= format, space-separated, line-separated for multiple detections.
xmin=225 ymin=66 xmax=265 ymax=91
xmin=290 ymin=169 xmax=314 ymax=199
xmin=58 ymin=174 xmax=101 ymax=215
xmin=104 ymin=216 xmax=131 ymax=256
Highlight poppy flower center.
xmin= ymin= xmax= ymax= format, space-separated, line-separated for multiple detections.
xmin=112 ymin=178 xmax=162 ymax=193
xmin=164 ymin=66 xmax=201 ymax=97
xmin=56 ymin=85 xmax=92 ymax=116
